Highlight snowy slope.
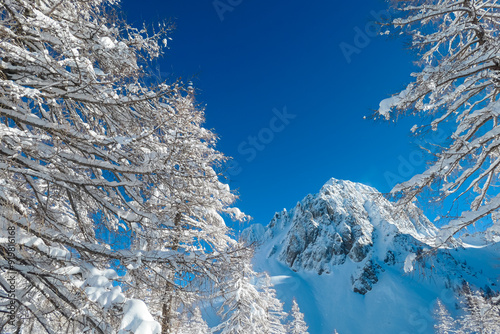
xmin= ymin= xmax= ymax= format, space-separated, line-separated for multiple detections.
xmin=242 ymin=178 xmax=500 ymax=334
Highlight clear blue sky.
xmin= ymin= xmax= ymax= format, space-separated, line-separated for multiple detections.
xmin=120 ymin=0 xmax=430 ymax=231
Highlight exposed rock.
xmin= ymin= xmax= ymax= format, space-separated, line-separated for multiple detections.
xmin=243 ymin=178 xmax=438 ymax=294
xmin=351 ymin=261 xmax=380 ymax=295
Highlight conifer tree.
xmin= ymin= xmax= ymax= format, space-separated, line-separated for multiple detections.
xmin=458 ymin=288 xmax=500 ymax=334
xmin=434 ymin=299 xmax=457 ymax=334
xmin=215 ymin=254 xmax=286 ymax=334
xmin=177 ymin=307 xmax=209 ymax=334
xmin=288 ymin=298 xmax=309 ymax=334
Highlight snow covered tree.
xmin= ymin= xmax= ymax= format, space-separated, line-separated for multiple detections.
xmin=259 ymin=273 xmax=287 ymax=333
xmin=215 ymin=254 xmax=287 ymax=334
xmin=0 ymin=0 xmax=246 ymax=332
xmin=436 ymin=284 xmax=500 ymax=334
xmin=378 ymin=0 xmax=500 ymax=242
xmin=458 ymin=287 xmax=500 ymax=334
xmin=177 ymin=307 xmax=209 ymax=334
xmin=434 ymin=299 xmax=457 ymax=334
xmin=288 ymin=298 xmax=309 ymax=334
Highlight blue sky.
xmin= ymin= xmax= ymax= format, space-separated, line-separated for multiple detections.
xmin=120 ymin=0 xmax=431 ymax=230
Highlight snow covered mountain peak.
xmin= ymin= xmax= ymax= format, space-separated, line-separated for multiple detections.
xmin=318 ymin=177 xmax=437 ymax=240
xmin=320 ymin=177 xmax=375 ymax=194
xmin=243 ymin=178 xmax=439 ymax=293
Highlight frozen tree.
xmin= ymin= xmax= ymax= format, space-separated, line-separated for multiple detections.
xmin=177 ymin=307 xmax=209 ymax=334
xmin=458 ymin=287 xmax=500 ymax=334
xmin=378 ymin=0 xmax=500 ymax=242
xmin=215 ymin=254 xmax=286 ymax=334
xmin=434 ymin=299 xmax=457 ymax=334
xmin=259 ymin=273 xmax=287 ymax=334
xmin=288 ymin=298 xmax=309 ymax=334
xmin=0 ymin=0 xmax=246 ymax=333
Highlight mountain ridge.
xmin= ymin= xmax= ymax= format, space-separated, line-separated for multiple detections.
xmin=242 ymin=178 xmax=500 ymax=333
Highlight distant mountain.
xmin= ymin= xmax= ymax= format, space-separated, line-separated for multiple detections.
xmin=242 ymin=178 xmax=500 ymax=334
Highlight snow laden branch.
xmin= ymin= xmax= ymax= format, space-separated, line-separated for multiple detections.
xmin=378 ymin=0 xmax=500 ymax=243
xmin=0 ymin=0 xmax=247 ymax=332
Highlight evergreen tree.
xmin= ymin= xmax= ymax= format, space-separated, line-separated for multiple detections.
xmin=437 ymin=284 xmax=500 ymax=334
xmin=288 ymin=298 xmax=309 ymax=334
xmin=215 ymin=254 xmax=286 ymax=334
xmin=177 ymin=307 xmax=209 ymax=334
xmin=458 ymin=288 xmax=500 ymax=334
xmin=434 ymin=299 xmax=457 ymax=334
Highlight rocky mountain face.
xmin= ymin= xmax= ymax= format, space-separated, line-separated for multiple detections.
xmin=242 ymin=179 xmax=500 ymax=334
xmin=243 ymin=178 xmax=438 ymax=294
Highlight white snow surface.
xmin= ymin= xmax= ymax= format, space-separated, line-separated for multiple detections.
xmin=242 ymin=178 xmax=500 ymax=334
xmin=119 ymin=300 xmax=161 ymax=334
xmin=378 ymin=87 xmax=410 ymax=119
xmin=78 ymin=265 xmax=161 ymax=333
xmin=403 ymin=253 xmax=417 ymax=273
